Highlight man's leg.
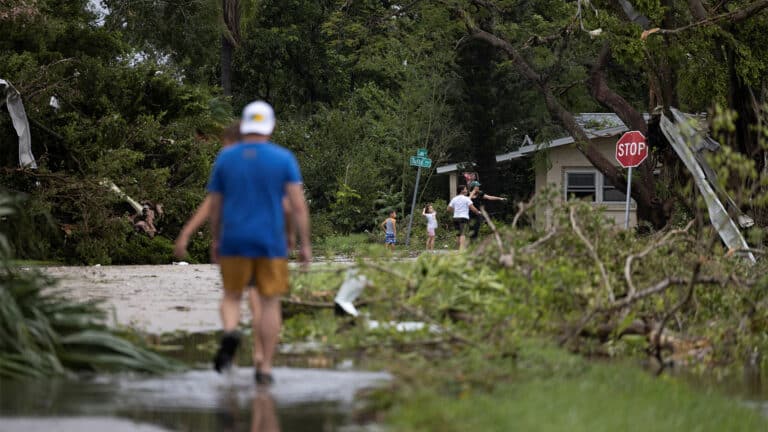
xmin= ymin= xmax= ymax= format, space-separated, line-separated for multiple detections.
xmin=460 ymin=219 xmax=468 ymax=250
xmin=215 ymin=257 xmax=249 ymax=372
xmin=258 ymin=295 xmax=282 ymax=375
xmin=252 ymin=258 xmax=289 ymax=384
xmin=220 ymin=289 xmax=242 ymax=331
xmin=470 ymin=215 xmax=482 ymax=240
xmin=248 ymin=288 xmax=264 ymax=369
xmin=214 ymin=289 xmax=244 ymax=372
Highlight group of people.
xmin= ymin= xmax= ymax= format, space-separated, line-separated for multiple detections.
xmin=381 ymin=181 xmax=506 ymax=251
xmin=379 ymin=203 xmax=439 ymax=252
xmin=447 ymin=181 xmax=506 ymax=250
xmin=173 ymin=101 xmax=311 ymax=386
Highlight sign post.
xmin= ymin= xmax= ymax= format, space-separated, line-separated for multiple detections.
xmin=405 ymin=149 xmax=432 ymax=246
xmin=615 ymin=131 xmax=648 ymax=229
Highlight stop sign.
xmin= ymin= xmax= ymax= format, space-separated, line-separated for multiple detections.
xmin=615 ymin=131 xmax=648 ymax=168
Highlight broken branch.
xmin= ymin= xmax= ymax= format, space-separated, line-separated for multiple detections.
xmin=624 ymin=220 xmax=694 ymax=299
xmin=570 ymin=206 xmax=614 ymax=303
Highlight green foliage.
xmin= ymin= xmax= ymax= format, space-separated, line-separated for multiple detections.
xmin=328 ymin=182 xmax=363 ymax=234
xmin=103 ymin=0 xmax=221 ymax=85
xmin=0 ymin=0 xmax=229 ymax=264
xmin=708 ymin=103 xmax=768 ymax=227
xmin=281 ymin=207 xmax=768 ymax=427
xmin=287 ymin=199 xmax=767 ymax=375
xmin=313 ymin=233 xmax=373 ymax=257
xmin=0 ymin=195 xmax=180 ymax=377
xmin=0 ymin=266 xmax=181 ymax=378
xmin=5 ymin=0 xmax=768 ymax=261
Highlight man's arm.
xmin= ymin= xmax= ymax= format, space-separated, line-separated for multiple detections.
xmin=174 ymin=196 xmax=212 ymax=259
xmin=469 ymin=203 xmax=481 ymax=216
xmin=285 ymin=183 xmax=312 ymax=266
xmin=207 ymin=192 xmax=223 ymax=263
xmin=392 ymin=219 xmax=397 ymax=235
xmin=282 ymin=197 xmax=296 ymax=250
xmin=483 ymin=193 xmax=507 ymax=201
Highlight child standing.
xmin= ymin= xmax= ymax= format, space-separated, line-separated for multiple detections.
xmin=381 ymin=210 xmax=397 ymax=251
xmin=422 ymin=204 xmax=437 ymax=251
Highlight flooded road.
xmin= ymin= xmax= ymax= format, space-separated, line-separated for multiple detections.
xmin=0 ymin=264 xmax=390 ymax=431
xmin=0 ymin=367 xmax=390 ymax=431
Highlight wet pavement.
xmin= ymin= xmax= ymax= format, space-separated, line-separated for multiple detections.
xmin=0 ymin=367 xmax=391 ymax=431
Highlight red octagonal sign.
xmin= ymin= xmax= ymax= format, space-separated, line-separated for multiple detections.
xmin=615 ymin=131 xmax=648 ymax=168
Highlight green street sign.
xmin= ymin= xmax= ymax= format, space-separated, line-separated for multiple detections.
xmin=410 ymin=156 xmax=432 ymax=168
xmin=416 ymin=148 xmax=428 ymax=157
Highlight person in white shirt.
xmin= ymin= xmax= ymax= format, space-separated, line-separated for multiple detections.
xmin=422 ymin=204 xmax=438 ymax=251
xmin=447 ymin=185 xmax=481 ymax=250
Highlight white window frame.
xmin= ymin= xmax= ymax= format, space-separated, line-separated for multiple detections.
xmin=563 ymin=168 xmax=629 ymax=204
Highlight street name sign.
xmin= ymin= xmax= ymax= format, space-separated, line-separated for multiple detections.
xmin=409 ymin=156 xmax=432 ymax=168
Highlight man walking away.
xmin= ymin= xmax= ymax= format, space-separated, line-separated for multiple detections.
xmin=207 ymin=100 xmax=311 ymax=385
xmin=447 ymin=185 xmax=480 ymax=250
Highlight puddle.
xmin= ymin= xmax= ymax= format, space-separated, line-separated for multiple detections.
xmin=152 ymin=332 xmax=346 ymax=370
xmin=0 ymin=367 xmax=391 ymax=431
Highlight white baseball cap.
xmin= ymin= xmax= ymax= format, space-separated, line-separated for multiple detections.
xmin=240 ymin=101 xmax=275 ymax=136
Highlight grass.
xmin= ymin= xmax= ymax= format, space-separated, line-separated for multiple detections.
xmin=389 ymin=343 xmax=768 ymax=432
xmin=10 ymin=259 xmax=64 ymax=266
xmin=315 ymin=233 xmax=373 ymax=258
xmin=313 ymin=230 xmax=462 ymax=259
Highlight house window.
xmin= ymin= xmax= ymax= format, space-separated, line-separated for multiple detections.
xmin=565 ymin=169 xmax=628 ymax=203
xmin=602 ymin=175 xmax=627 ymax=202
xmin=565 ymin=171 xmax=596 ymax=202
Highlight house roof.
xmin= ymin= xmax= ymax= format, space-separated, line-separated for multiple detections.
xmin=436 ymin=113 xmax=638 ymax=174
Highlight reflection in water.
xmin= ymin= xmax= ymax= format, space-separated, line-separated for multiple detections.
xmin=251 ymin=393 xmax=280 ymax=432
xmin=217 ymin=387 xmax=280 ymax=432
xmin=0 ymin=364 xmax=391 ymax=431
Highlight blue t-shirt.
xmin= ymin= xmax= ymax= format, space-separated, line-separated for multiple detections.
xmin=207 ymin=141 xmax=302 ymax=258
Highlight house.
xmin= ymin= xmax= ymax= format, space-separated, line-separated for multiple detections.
xmin=435 ymin=113 xmax=640 ymax=227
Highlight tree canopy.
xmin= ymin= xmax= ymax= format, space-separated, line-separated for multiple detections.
xmin=1 ymin=0 xmax=767 ymax=262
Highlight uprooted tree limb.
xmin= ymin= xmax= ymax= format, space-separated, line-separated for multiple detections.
xmin=570 ymin=206 xmax=614 ymax=303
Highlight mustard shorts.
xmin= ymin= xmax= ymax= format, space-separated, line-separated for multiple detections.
xmin=218 ymin=257 xmax=289 ymax=297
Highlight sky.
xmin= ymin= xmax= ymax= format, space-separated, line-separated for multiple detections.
xmin=87 ymin=0 xmax=108 ymax=26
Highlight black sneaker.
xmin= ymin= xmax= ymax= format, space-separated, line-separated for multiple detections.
xmin=255 ymin=370 xmax=274 ymax=385
xmin=213 ymin=331 xmax=241 ymax=373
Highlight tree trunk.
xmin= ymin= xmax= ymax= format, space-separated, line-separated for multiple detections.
xmin=221 ymin=36 xmax=232 ymax=96
xmin=587 ymin=43 xmax=673 ymax=229
xmin=220 ymin=0 xmax=240 ymax=97
xmin=457 ymin=39 xmax=500 ymax=188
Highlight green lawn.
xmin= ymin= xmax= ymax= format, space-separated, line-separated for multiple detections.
xmin=391 ymin=355 xmax=767 ymax=432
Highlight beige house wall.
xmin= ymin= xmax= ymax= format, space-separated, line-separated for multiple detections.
xmin=534 ymin=136 xmax=637 ymax=228
xmin=448 ymin=173 xmax=458 ymax=202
